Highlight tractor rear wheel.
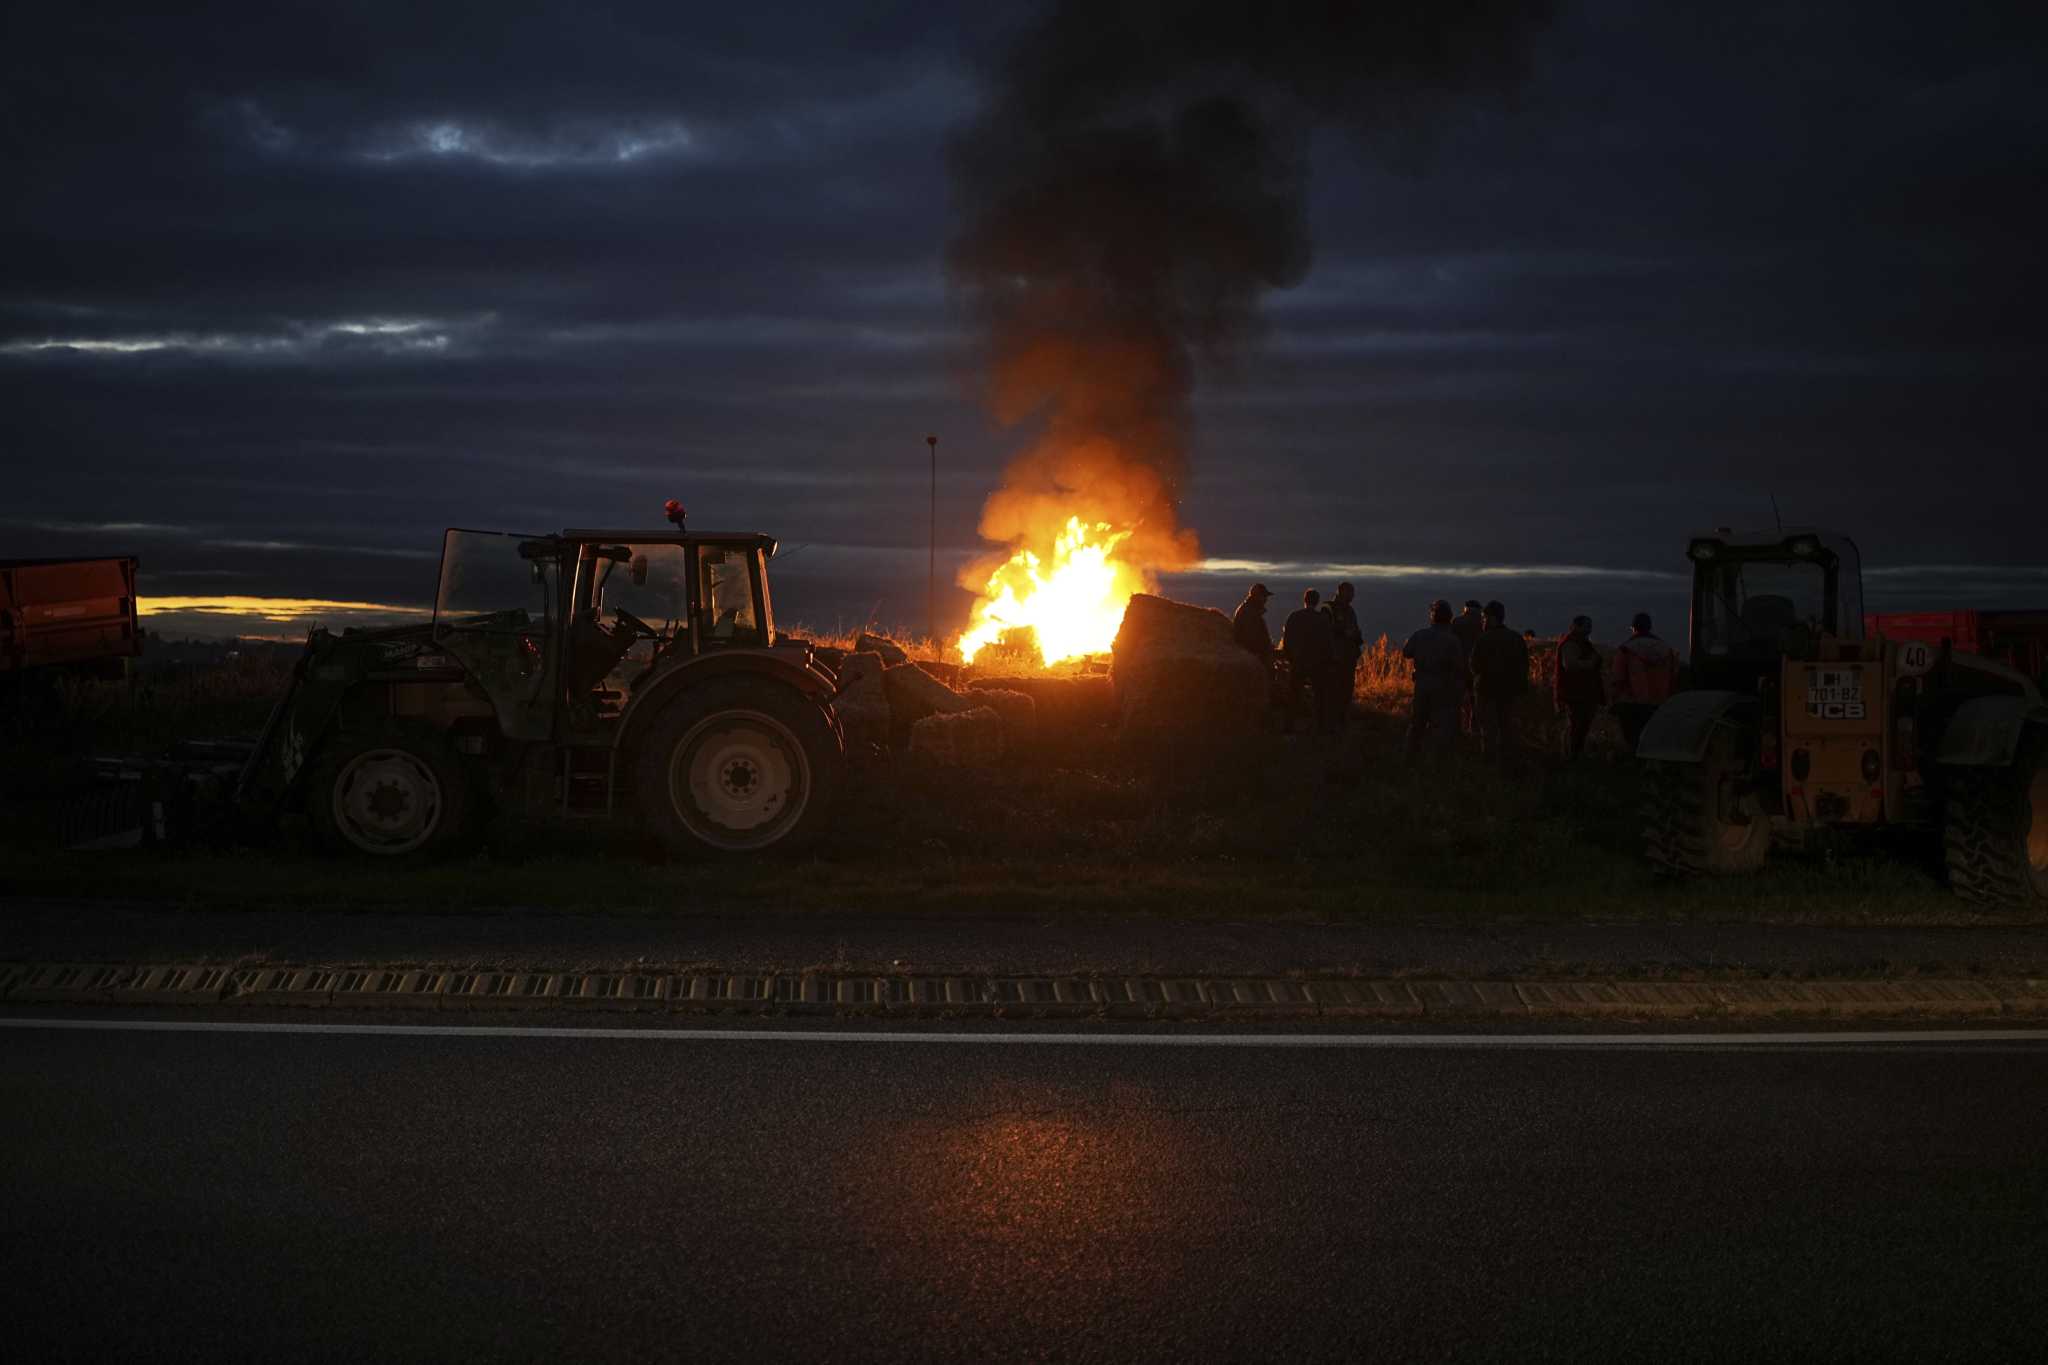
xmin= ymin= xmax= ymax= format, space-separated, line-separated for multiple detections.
xmin=306 ymin=723 xmax=469 ymax=857
xmin=634 ymin=678 xmax=842 ymax=855
xmin=1642 ymin=728 xmax=1769 ymax=876
xmin=1942 ymin=726 xmax=2048 ymax=909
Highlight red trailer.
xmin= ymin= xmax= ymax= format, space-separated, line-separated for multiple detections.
xmin=1866 ymin=609 xmax=2048 ymax=686
xmin=0 ymin=556 xmax=142 ymax=678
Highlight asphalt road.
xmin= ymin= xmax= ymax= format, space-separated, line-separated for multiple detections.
xmin=5 ymin=1017 xmax=2045 ymax=1362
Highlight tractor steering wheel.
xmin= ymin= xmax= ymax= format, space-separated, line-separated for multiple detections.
xmin=612 ymin=606 xmax=658 ymax=640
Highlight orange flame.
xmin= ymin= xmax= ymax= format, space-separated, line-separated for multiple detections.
xmin=956 ymin=516 xmax=1154 ymax=666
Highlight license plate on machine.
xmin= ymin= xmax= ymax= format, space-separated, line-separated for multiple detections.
xmin=1806 ymin=667 xmax=1865 ymax=719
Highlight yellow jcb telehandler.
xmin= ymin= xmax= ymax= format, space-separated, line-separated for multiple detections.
xmin=1637 ymin=528 xmax=2047 ymax=907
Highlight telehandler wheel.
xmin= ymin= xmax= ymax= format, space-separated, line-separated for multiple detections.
xmin=1942 ymin=726 xmax=2048 ymax=909
xmin=1641 ymin=728 xmax=1769 ymax=877
xmin=634 ymin=678 xmax=843 ymax=855
xmin=306 ymin=723 xmax=470 ymax=857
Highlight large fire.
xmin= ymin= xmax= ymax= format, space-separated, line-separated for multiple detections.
xmin=955 ymin=515 xmax=1155 ymax=667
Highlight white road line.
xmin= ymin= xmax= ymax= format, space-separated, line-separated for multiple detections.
xmin=2 ymin=1018 xmax=2045 ymax=1047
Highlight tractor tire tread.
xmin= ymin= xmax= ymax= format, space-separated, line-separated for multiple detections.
xmin=1640 ymin=731 xmax=1767 ymax=878
xmin=1942 ymin=725 xmax=2047 ymax=909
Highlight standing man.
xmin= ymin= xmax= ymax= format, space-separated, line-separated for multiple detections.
xmin=1451 ymin=600 xmax=1485 ymax=732
xmin=1554 ymin=614 xmax=1605 ymax=759
xmin=1281 ymin=588 xmax=1336 ymax=735
xmin=1232 ymin=583 xmax=1275 ymax=661
xmin=1468 ymin=600 xmax=1531 ymax=771
xmin=1401 ymin=599 xmax=1465 ymax=761
xmin=1611 ymin=611 xmax=1678 ymax=755
xmin=1322 ymin=582 xmax=1364 ymax=734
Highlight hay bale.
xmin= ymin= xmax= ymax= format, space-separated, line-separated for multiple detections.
xmin=830 ymin=650 xmax=890 ymax=748
xmin=972 ymin=687 xmax=1036 ymax=745
xmin=966 ymin=674 xmax=1116 ymax=734
xmin=855 ymin=632 xmax=909 ymax=666
xmin=883 ymin=660 xmax=975 ymax=726
xmin=1109 ymin=592 xmax=1267 ymax=736
xmin=908 ymin=706 xmax=1004 ymax=767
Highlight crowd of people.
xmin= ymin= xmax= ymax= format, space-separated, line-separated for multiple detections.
xmin=1229 ymin=583 xmax=1680 ymax=766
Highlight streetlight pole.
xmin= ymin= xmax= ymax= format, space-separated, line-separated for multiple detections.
xmin=926 ymin=434 xmax=938 ymax=647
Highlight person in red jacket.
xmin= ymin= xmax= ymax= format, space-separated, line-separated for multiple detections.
xmin=1610 ymin=611 xmax=1678 ymax=755
xmin=1553 ymin=615 xmax=1605 ymax=759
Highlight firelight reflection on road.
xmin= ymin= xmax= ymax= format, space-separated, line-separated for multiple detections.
xmin=845 ymin=1086 xmax=1245 ymax=1337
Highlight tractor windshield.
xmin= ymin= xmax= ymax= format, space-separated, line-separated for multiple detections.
xmin=1695 ymin=558 xmax=1829 ymax=658
xmin=435 ymin=529 xmax=552 ymax=629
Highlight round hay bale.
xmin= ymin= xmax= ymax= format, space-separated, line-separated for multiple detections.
xmin=883 ymin=660 xmax=975 ymax=727
xmin=966 ymin=674 xmax=1115 ymax=735
xmin=855 ymin=632 xmax=909 ymax=666
xmin=908 ymin=705 xmax=1004 ymax=767
xmin=830 ymin=650 xmax=890 ymax=748
xmin=1110 ymin=593 xmax=1266 ymax=736
xmin=972 ymin=687 xmax=1036 ymax=745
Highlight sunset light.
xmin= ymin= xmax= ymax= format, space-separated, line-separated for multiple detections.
xmin=137 ymin=595 xmax=430 ymax=624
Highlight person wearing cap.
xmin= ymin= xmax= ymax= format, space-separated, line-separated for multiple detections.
xmin=1401 ymin=599 xmax=1465 ymax=760
xmin=1553 ymin=614 xmax=1605 ymax=759
xmin=1232 ymin=583 xmax=1275 ymax=661
xmin=1468 ymin=599 xmax=1531 ymax=770
xmin=1611 ymin=611 xmax=1678 ymax=755
xmin=1321 ymin=582 xmax=1364 ymax=733
xmin=1281 ymin=588 xmax=1338 ymax=735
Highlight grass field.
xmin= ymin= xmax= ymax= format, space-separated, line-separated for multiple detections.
xmin=0 ymin=641 xmax=2020 ymax=925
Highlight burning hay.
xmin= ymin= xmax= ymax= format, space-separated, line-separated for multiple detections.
xmin=943 ymin=0 xmax=1555 ymax=679
xmin=1110 ymin=593 xmax=1266 ymax=737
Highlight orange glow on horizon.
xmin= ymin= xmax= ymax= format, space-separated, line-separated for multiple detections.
xmin=139 ymin=595 xmax=431 ymax=624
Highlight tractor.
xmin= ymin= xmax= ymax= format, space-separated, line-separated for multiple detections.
xmin=1637 ymin=528 xmax=2047 ymax=906
xmin=235 ymin=511 xmax=844 ymax=856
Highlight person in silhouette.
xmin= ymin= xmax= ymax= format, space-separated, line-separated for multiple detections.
xmin=1320 ymin=582 xmax=1363 ymax=734
xmin=1282 ymin=588 xmax=1337 ymax=734
xmin=1402 ymin=599 xmax=1464 ymax=761
xmin=1554 ymin=614 xmax=1605 ymax=759
xmin=1469 ymin=600 xmax=1531 ymax=771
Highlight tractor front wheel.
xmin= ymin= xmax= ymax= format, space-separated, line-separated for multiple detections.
xmin=1641 ymin=728 xmax=1769 ymax=877
xmin=306 ymin=723 xmax=470 ymax=857
xmin=634 ymin=679 xmax=843 ymax=855
xmin=1942 ymin=726 xmax=2048 ymax=909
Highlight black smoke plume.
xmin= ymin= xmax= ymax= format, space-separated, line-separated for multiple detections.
xmin=948 ymin=0 xmax=1557 ymax=572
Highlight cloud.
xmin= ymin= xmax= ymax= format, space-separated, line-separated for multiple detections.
xmin=3 ymin=317 xmax=463 ymax=360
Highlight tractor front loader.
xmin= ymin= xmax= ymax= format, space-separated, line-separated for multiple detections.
xmin=233 ymin=512 xmax=845 ymax=857
xmin=1637 ymin=529 xmax=2047 ymax=907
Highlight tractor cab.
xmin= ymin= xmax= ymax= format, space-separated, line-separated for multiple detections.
xmin=1684 ymin=528 xmax=1864 ymax=691
xmin=431 ymin=524 xmax=780 ymax=738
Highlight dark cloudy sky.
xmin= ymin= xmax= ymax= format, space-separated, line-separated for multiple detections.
xmin=5 ymin=0 xmax=2044 ymax=644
